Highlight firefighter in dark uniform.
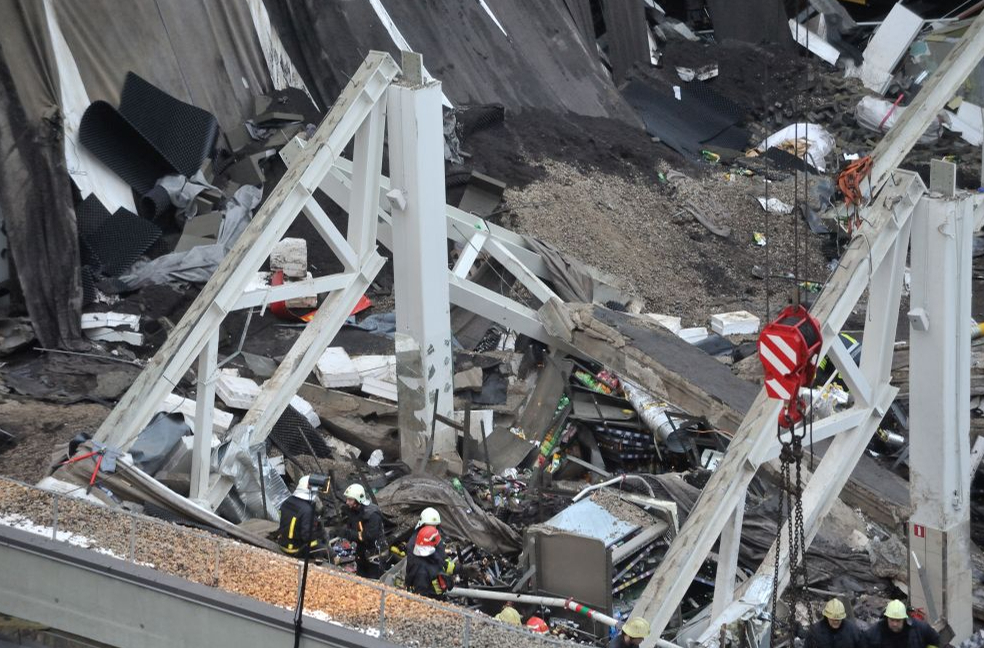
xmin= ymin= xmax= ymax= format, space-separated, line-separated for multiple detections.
xmin=805 ymin=599 xmax=866 ymax=648
xmin=405 ymin=525 xmax=456 ymax=598
xmin=276 ymin=475 xmax=326 ymax=557
xmin=339 ymin=483 xmax=385 ymax=578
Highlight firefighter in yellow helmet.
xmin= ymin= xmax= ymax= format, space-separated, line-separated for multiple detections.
xmin=865 ymin=600 xmax=939 ymax=648
xmin=805 ymin=598 xmax=865 ymax=648
xmin=611 ymin=617 xmax=650 ymax=647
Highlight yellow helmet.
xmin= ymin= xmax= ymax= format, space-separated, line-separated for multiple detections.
xmin=823 ymin=598 xmax=846 ymax=620
xmin=623 ymin=617 xmax=651 ymax=639
xmin=885 ymin=600 xmax=908 ymax=620
xmin=495 ymin=606 xmax=521 ymax=625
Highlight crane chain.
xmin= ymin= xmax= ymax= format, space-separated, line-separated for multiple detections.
xmin=769 ymin=409 xmax=812 ymax=645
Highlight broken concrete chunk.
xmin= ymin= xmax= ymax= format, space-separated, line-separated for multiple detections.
xmin=270 ymin=237 xmax=308 ymax=278
xmin=643 ymin=313 xmax=682 ymax=334
xmin=284 ymin=272 xmax=318 ymax=309
xmin=226 ymin=151 xmax=268 ymax=186
xmin=453 ymin=366 xmax=484 ymax=391
xmin=225 ymin=124 xmax=252 ymax=154
xmin=81 ymin=312 xmax=140 ymax=331
xmin=710 ymin=311 xmax=760 ymax=336
xmin=315 ymin=347 xmax=361 ymax=389
xmin=161 ymin=393 xmax=233 ymax=435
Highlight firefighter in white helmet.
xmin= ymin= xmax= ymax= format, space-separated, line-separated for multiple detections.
xmin=338 ymin=482 xmax=385 ymax=578
xmin=276 ymin=475 xmax=326 ymax=557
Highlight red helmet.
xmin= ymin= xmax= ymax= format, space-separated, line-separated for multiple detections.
xmin=526 ymin=616 xmax=549 ymax=633
xmin=413 ymin=525 xmax=441 ymax=556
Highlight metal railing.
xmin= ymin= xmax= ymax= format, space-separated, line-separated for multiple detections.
xmin=0 ymin=476 xmax=579 ymax=648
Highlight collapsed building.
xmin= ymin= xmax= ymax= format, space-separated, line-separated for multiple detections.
xmin=2 ymin=1 xmax=984 ymax=647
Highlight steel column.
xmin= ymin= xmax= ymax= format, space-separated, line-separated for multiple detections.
xmin=387 ymin=58 xmax=457 ymax=467
xmin=907 ymin=190 xmax=974 ymax=642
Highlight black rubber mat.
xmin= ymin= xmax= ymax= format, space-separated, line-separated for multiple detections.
xmin=622 ymin=78 xmax=750 ymax=159
xmin=79 ymin=72 xmax=219 ymax=193
xmin=80 ymin=266 xmax=98 ymax=305
xmin=118 ymin=72 xmax=219 ymax=178
xmin=79 ymin=101 xmax=175 ymax=194
xmin=764 ymin=146 xmax=820 ymax=175
xmin=139 ymin=185 xmax=172 ymax=219
xmin=77 ymin=196 xmax=161 ymax=278
xmin=270 ymin=405 xmax=332 ymax=458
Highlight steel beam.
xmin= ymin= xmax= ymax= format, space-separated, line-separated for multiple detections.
xmin=0 ymin=525 xmax=397 ymax=648
xmin=190 ymin=330 xmax=218 ymax=503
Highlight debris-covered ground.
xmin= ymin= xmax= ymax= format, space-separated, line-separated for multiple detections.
xmin=4 ymin=1 xmax=984 ymax=645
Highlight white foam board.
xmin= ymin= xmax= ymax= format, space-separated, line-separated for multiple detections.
xmin=81 ymin=312 xmax=140 ymax=331
xmin=677 ymin=327 xmax=708 ymax=344
xmin=851 ymin=4 xmax=922 ymax=94
xmin=161 ymin=393 xmax=233 ymax=435
xmin=315 ymin=347 xmax=361 ymax=389
xmin=710 ymin=311 xmax=761 ymax=336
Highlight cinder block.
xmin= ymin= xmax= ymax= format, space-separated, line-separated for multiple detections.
xmin=315 ymin=347 xmax=361 ymax=389
xmin=453 ymin=367 xmax=484 ymax=391
xmin=270 ymin=237 xmax=308 ymax=278
xmin=710 ymin=311 xmax=761 ymax=336
xmin=644 ymin=314 xmax=682 ymax=334
xmin=284 ymin=272 xmax=318 ymax=309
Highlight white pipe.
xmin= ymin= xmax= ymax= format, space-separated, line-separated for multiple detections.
xmin=572 ymin=475 xmax=654 ymax=502
xmin=446 ymin=588 xmax=619 ymax=627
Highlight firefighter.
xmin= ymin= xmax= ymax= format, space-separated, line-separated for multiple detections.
xmin=405 ymin=524 xmax=455 ymax=598
xmin=494 ymin=604 xmax=522 ymax=625
xmin=276 ymin=475 xmax=326 ymax=557
xmin=805 ymin=599 xmax=866 ymax=648
xmin=339 ymin=483 xmax=385 ymax=578
xmin=865 ymin=600 xmax=940 ymax=648
xmin=526 ymin=616 xmax=549 ymax=634
xmin=610 ymin=617 xmax=650 ymax=648
xmin=407 ymin=507 xmax=446 ymax=562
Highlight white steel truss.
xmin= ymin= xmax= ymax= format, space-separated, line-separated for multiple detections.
xmin=91 ymin=52 xmax=400 ymax=507
xmin=633 ymin=11 xmax=984 ymax=646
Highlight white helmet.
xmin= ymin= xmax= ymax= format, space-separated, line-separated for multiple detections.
xmin=343 ymin=483 xmax=370 ymax=505
xmin=293 ymin=475 xmax=312 ymax=501
xmin=418 ymin=507 xmax=441 ymax=527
